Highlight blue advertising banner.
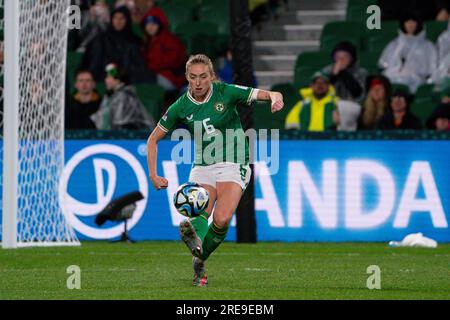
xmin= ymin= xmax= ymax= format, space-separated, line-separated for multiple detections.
xmin=60 ymin=140 xmax=450 ymax=243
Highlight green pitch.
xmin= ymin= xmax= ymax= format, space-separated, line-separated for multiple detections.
xmin=0 ymin=242 xmax=449 ymax=300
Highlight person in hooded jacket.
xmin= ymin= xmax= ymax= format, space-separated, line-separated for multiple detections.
xmin=379 ymin=12 xmax=438 ymax=93
xmin=141 ymin=8 xmax=187 ymax=91
xmin=322 ymin=42 xmax=367 ymax=131
xmin=91 ymin=63 xmax=155 ymax=130
xmin=80 ymin=6 xmax=155 ymax=84
xmin=432 ymin=19 xmax=450 ymax=86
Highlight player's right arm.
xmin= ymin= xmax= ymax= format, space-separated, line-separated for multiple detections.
xmin=146 ymin=98 xmax=183 ymax=190
xmin=147 ymin=126 xmax=169 ymax=190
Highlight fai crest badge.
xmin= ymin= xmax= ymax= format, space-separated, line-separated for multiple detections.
xmin=215 ymin=103 xmax=225 ymax=113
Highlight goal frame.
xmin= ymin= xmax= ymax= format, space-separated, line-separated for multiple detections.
xmin=1 ymin=0 xmax=80 ymax=248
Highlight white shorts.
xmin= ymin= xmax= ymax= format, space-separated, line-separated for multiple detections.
xmin=189 ymin=163 xmax=252 ymax=191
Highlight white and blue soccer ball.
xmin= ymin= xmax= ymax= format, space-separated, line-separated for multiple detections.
xmin=173 ymin=182 xmax=210 ymax=218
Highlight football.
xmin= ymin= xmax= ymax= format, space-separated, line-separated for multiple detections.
xmin=173 ymin=182 xmax=210 ymax=218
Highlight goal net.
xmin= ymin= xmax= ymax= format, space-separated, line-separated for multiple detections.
xmin=1 ymin=0 xmax=79 ymax=248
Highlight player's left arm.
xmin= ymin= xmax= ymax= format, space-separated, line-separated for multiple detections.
xmin=226 ymin=83 xmax=284 ymax=113
xmin=254 ymin=89 xmax=284 ymax=113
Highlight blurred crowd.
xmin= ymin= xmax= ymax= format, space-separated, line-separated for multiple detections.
xmin=286 ymin=2 xmax=450 ymax=132
xmin=1 ymin=0 xmax=447 ymax=132
xmin=65 ymin=0 xmax=285 ymax=131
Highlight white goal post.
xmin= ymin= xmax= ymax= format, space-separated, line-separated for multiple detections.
xmin=1 ymin=0 xmax=79 ymax=248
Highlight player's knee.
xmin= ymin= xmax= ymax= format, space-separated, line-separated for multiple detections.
xmin=213 ymin=213 xmax=231 ymax=229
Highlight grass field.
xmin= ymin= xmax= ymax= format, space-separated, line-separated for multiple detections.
xmin=0 ymin=241 xmax=449 ymax=300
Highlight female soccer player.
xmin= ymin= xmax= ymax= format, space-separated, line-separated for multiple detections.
xmin=146 ymin=54 xmax=284 ymax=287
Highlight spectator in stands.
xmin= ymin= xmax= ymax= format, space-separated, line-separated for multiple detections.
xmin=91 ymin=63 xmax=155 ymax=130
xmin=322 ymin=41 xmax=367 ymax=131
xmin=285 ymin=72 xmax=339 ymax=131
xmin=115 ymin=0 xmax=155 ymax=24
xmin=432 ymin=19 xmax=450 ymax=85
xmin=81 ymin=6 xmax=154 ymax=83
xmin=427 ymin=78 xmax=450 ymax=130
xmin=377 ymin=89 xmax=423 ymax=130
xmin=358 ymin=75 xmax=392 ymax=130
xmin=66 ymin=70 xmax=101 ymax=129
xmin=69 ymin=0 xmax=110 ymax=53
xmin=218 ymin=49 xmax=258 ymax=87
xmin=378 ymin=0 xmax=450 ymax=21
xmin=141 ymin=10 xmax=187 ymax=91
xmin=379 ymin=12 xmax=438 ymax=94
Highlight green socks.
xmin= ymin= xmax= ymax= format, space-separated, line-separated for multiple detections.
xmin=201 ymin=222 xmax=228 ymax=261
xmin=189 ymin=212 xmax=229 ymax=261
xmin=190 ymin=212 xmax=209 ymax=241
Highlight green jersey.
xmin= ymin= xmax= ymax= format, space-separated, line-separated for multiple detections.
xmin=158 ymin=82 xmax=255 ymax=166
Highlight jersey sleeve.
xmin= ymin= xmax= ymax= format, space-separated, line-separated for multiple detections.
xmin=157 ymin=99 xmax=182 ymax=132
xmin=223 ymin=83 xmax=255 ymax=106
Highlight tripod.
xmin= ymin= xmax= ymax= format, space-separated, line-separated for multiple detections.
xmin=112 ymin=220 xmax=135 ymax=243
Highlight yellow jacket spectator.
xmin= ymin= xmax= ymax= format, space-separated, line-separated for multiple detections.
xmin=285 ymin=72 xmax=339 ymax=131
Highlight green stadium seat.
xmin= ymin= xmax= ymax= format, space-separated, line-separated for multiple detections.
xmin=66 ymin=51 xmax=83 ymax=91
xmin=391 ymin=83 xmax=411 ymax=95
xmin=362 ymin=20 xmax=398 ymax=52
xmin=169 ymin=0 xmax=199 ymax=11
xmin=320 ymin=21 xmax=363 ymax=54
xmin=198 ymin=5 xmax=230 ymax=54
xmin=346 ymin=0 xmax=378 ymax=24
xmin=364 ymin=34 xmax=394 ymax=56
xmin=424 ymin=21 xmax=448 ymax=42
xmin=254 ymin=83 xmax=301 ymax=130
xmin=295 ymin=51 xmax=332 ymax=71
xmin=359 ymin=51 xmax=381 ymax=75
xmin=198 ymin=5 xmax=230 ymax=35
xmin=96 ymin=82 xmax=106 ymax=97
xmin=132 ymin=22 xmax=144 ymax=39
xmin=135 ymin=83 xmax=166 ymax=120
xmin=415 ymin=84 xmax=434 ymax=100
xmin=415 ymin=83 xmax=442 ymax=104
xmin=410 ymin=98 xmax=435 ymax=125
xmin=175 ymin=21 xmax=219 ymax=58
xmin=294 ymin=51 xmax=332 ymax=88
xmin=159 ymin=3 xmax=194 ymax=33
xmin=200 ymin=0 xmax=229 ymax=11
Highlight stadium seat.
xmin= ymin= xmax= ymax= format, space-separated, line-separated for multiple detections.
xmin=415 ymin=83 xmax=442 ymax=104
xmin=169 ymin=0 xmax=199 ymax=11
xmin=254 ymin=83 xmax=301 ymax=130
xmin=66 ymin=51 xmax=83 ymax=90
xmin=198 ymin=5 xmax=230 ymax=54
xmin=294 ymin=51 xmax=332 ymax=89
xmin=135 ymin=83 xmax=166 ymax=120
xmin=159 ymin=3 xmax=194 ymax=33
xmin=198 ymin=5 xmax=230 ymax=36
xmin=200 ymin=0 xmax=229 ymax=11
xmin=410 ymin=98 xmax=435 ymax=125
xmin=320 ymin=21 xmax=363 ymax=54
xmin=415 ymin=84 xmax=434 ymax=101
xmin=96 ymin=82 xmax=106 ymax=97
xmin=132 ymin=22 xmax=144 ymax=39
xmin=359 ymin=51 xmax=381 ymax=75
xmin=346 ymin=0 xmax=378 ymax=24
xmin=391 ymin=83 xmax=411 ymax=95
xmin=362 ymin=20 xmax=398 ymax=52
xmin=175 ymin=21 xmax=219 ymax=58
xmin=424 ymin=21 xmax=448 ymax=42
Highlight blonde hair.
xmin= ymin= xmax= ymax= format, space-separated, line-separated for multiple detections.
xmin=185 ymin=54 xmax=216 ymax=79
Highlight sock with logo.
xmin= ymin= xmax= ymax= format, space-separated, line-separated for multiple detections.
xmin=201 ymin=222 xmax=228 ymax=261
xmin=190 ymin=211 xmax=209 ymax=241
